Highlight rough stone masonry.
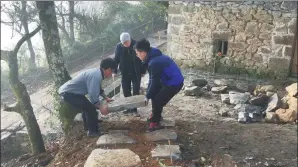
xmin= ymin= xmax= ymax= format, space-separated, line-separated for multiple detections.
xmin=167 ymin=1 xmax=297 ymax=76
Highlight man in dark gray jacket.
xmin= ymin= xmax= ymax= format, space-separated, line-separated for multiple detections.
xmin=58 ymin=58 xmax=116 ymax=137
xmin=113 ymin=32 xmax=146 ymax=114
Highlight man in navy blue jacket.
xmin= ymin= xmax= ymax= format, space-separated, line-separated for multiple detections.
xmin=135 ymin=38 xmax=184 ymax=132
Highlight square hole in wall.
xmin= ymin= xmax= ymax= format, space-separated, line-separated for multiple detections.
xmin=214 ymin=40 xmax=228 ymax=57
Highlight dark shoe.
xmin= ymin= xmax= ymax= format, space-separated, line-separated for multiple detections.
xmin=147 ymin=122 xmax=162 ymax=132
xmin=87 ymin=131 xmax=102 ymax=137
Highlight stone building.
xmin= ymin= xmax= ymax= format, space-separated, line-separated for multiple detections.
xmin=166 ymin=1 xmax=297 ymax=77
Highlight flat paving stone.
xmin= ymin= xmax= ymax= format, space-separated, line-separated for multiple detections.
xmin=84 ymin=149 xmax=141 ymax=167
xmin=151 ymin=145 xmax=181 ymax=160
xmin=108 ymin=95 xmax=146 ymax=112
xmin=145 ymin=129 xmax=177 ymax=142
xmin=96 ymin=133 xmax=136 ymax=146
xmin=211 ymin=86 xmax=228 ymax=94
xmin=108 ymin=130 xmax=129 ymax=134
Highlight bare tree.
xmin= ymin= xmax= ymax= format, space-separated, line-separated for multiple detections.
xmin=21 ymin=1 xmax=37 ymax=70
xmin=1 ymin=26 xmax=45 ymax=154
xmin=36 ymin=1 xmax=79 ymax=134
xmin=69 ymin=1 xmax=75 ymax=44
xmin=1 ymin=1 xmax=38 ymax=69
xmin=54 ymin=1 xmax=76 ymax=47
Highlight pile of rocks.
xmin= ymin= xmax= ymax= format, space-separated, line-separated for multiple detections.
xmin=184 ymin=78 xmax=297 ymax=124
xmin=265 ymin=83 xmax=297 ymax=123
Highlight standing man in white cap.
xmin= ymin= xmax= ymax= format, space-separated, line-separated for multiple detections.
xmin=113 ymin=32 xmax=147 ymax=114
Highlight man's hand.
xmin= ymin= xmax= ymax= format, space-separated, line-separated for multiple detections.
xmin=112 ymin=73 xmax=116 ymax=78
xmin=99 ymin=104 xmax=109 ymax=115
xmin=145 ymin=97 xmax=149 ymax=106
xmin=106 ymin=97 xmax=114 ymax=103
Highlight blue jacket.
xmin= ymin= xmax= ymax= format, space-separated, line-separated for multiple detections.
xmin=145 ymin=48 xmax=184 ymax=99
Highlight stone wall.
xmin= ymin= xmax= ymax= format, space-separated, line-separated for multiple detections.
xmin=167 ymin=1 xmax=297 ymax=77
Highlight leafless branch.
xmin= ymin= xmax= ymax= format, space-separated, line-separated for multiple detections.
xmin=1 ymin=20 xmax=14 ymax=25
xmin=13 ymin=25 xmax=41 ymax=55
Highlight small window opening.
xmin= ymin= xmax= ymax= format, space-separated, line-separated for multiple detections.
xmin=215 ymin=40 xmax=228 ymax=57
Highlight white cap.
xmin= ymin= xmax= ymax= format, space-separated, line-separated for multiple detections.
xmin=120 ymin=32 xmax=131 ymax=43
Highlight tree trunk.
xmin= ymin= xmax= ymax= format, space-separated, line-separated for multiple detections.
xmin=21 ymin=1 xmax=37 ymax=70
xmin=36 ymin=1 xmax=78 ymax=134
xmin=69 ymin=1 xmax=75 ymax=44
xmin=2 ymin=26 xmax=45 ymax=155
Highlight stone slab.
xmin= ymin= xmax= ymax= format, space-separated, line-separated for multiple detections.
xmin=211 ymin=86 xmax=228 ymax=94
xmin=265 ymin=93 xmax=280 ymax=112
xmin=96 ymin=133 xmax=136 ymax=146
xmin=84 ymin=149 xmax=141 ymax=167
xmin=108 ymin=95 xmax=146 ymax=112
xmin=192 ymin=78 xmax=208 ymax=87
xmin=184 ymin=86 xmax=202 ymax=96
xmin=108 ymin=130 xmax=129 ymax=135
xmin=221 ymin=94 xmax=230 ymax=104
xmin=151 ymin=145 xmax=181 ymax=160
xmin=214 ymin=79 xmax=231 ymax=86
xmin=145 ymin=129 xmax=177 ymax=142
xmin=286 ymin=83 xmax=298 ymax=97
xmin=229 ymin=91 xmax=250 ymax=104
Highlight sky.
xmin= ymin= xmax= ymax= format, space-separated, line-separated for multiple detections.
xmin=1 ymin=1 xmax=140 ymax=51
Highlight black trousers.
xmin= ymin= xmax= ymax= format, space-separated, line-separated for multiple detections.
xmin=121 ymin=73 xmax=141 ymax=97
xmin=150 ymin=83 xmax=183 ymax=123
xmin=61 ymin=92 xmax=98 ymax=132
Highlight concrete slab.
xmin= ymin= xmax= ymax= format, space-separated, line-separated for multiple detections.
xmin=145 ymin=129 xmax=177 ymax=142
xmin=108 ymin=95 xmax=146 ymax=112
xmin=108 ymin=130 xmax=129 ymax=135
xmin=151 ymin=145 xmax=181 ymax=160
xmin=84 ymin=149 xmax=141 ymax=167
xmin=96 ymin=133 xmax=136 ymax=146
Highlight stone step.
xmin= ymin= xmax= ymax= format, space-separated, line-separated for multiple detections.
xmin=108 ymin=95 xmax=146 ymax=112
xmin=84 ymin=149 xmax=141 ymax=167
xmin=151 ymin=145 xmax=181 ymax=160
xmin=96 ymin=133 xmax=136 ymax=146
xmin=145 ymin=129 xmax=177 ymax=142
xmin=107 ymin=130 xmax=129 ymax=135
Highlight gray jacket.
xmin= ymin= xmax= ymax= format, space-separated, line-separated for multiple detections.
xmin=58 ymin=68 xmax=107 ymax=104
